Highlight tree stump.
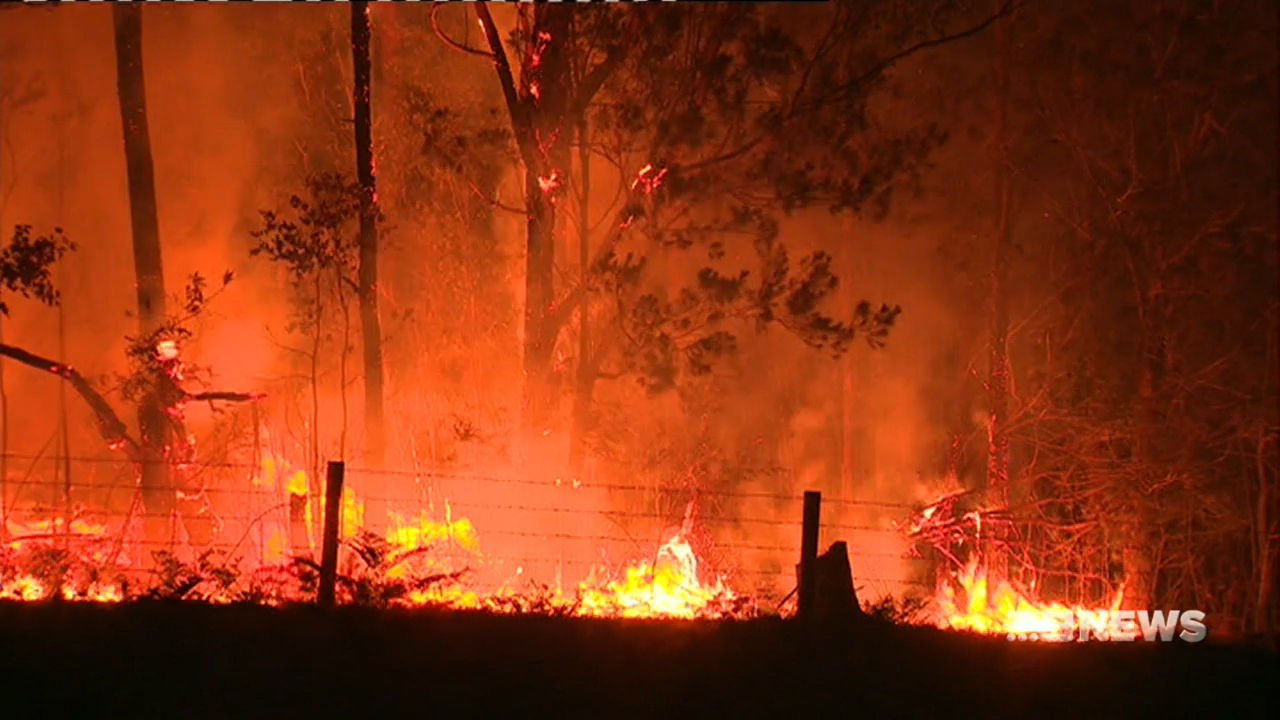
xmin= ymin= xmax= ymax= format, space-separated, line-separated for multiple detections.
xmin=796 ymin=540 xmax=864 ymax=622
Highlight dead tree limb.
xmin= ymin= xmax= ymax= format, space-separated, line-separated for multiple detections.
xmin=0 ymin=342 xmax=138 ymax=456
xmin=0 ymin=342 xmax=266 ymax=458
xmin=187 ymin=390 xmax=266 ymax=404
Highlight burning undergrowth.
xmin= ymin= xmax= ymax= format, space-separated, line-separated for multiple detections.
xmin=0 ymin=485 xmax=752 ymax=620
xmin=901 ymin=489 xmax=1123 ymax=640
xmin=2 ymin=451 xmax=1124 ymax=634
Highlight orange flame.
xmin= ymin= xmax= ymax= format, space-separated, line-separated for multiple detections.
xmin=934 ymin=557 xmax=1123 ymax=641
xmin=1 ymin=447 xmax=740 ymax=618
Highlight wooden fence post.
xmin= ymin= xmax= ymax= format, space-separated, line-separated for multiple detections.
xmin=317 ymin=460 xmax=345 ymax=607
xmin=797 ymin=490 xmax=821 ymax=621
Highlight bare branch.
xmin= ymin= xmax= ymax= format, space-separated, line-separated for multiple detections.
xmin=187 ymin=390 xmax=266 ymax=404
xmin=466 ymin=178 xmax=527 ymax=216
xmin=684 ymin=1 xmax=1024 ymax=177
xmin=0 ymin=342 xmax=138 ymax=456
xmin=569 ymin=46 xmax=627 ymax=120
xmin=474 ymin=2 xmax=537 ymax=166
xmin=431 ymin=5 xmax=493 ymax=60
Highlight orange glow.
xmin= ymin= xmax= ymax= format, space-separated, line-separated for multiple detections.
xmin=932 ymin=556 xmax=1123 ymax=640
xmin=2 ymin=517 xmax=124 ymax=602
xmin=1 ymin=450 xmax=739 ymax=618
xmin=156 ymin=339 xmax=179 ymax=361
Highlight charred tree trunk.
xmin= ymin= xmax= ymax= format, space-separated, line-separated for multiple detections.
xmin=351 ymin=1 xmax=387 ymax=531
xmin=569 ymin=116 xmax=592 ymax=475
xmin=475 ymin=3 xmax=573 ymax=440
xmin=838 ymin=235 xmax=878 ymax=508
xmin=985 ymin=2 xmax=1014 ymax=577
xmin=1253 ymin=430 xmax=1275 ymax=633
xmin=1122 ymin=300 xmax=1165 ymax=612
xmin=518 ymin=6 xmax=573 ymax=437
xmin=0 ymin=304 xmax=7 ymax=542
xmin=113 ymin=4 xmax=175 ymax=550
xmin=839 ymin=233 xmax=856 ymax=506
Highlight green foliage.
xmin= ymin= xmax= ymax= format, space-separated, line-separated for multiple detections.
xmin=144 ymin=549 xmax=260 ymax=602
xmin=251 ymin=173 xmax=367 ymax=282
xmin=504 ymin=3 xmax=958 ymax=394
xmin=599 ymin=239 xmax=901 ymax=395
xmin=0 ymin=225 xmax=76 ymax=317
xmin=250 ymin=172 xmax=370 ymax=346
xmin=589 ymin=4 xmax=946 ymax=218
xmin=406 ymin=88 xmax=513 ymax=188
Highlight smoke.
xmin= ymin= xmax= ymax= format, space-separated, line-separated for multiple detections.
xmin=0 ymin=5 xmax=985 ymax=602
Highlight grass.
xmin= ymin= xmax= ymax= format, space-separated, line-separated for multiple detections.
xmin=0 ymin=601 xmax=1273 ymax=718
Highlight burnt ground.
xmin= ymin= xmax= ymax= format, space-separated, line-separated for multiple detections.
xmin=0 ymin=602 xmax=1274 ymax=719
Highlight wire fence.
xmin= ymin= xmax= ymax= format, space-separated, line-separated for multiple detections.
xmin=1 ymin=452 xmax=934 ymax=601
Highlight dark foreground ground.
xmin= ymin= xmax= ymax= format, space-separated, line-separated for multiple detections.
xmin=0 ymin=602 xmax=1274 ymax=719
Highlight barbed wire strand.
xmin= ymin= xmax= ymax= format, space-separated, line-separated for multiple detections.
xmin=0 ymin=453 xmax=917 ymax=510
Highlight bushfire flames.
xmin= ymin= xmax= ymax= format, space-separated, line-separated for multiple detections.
xmin=2 ymin=453 xmax=1115 ymax=633
xmin=908 ymin=492 xmax=1125 ymax=640
xmin=1 ymin=450 xmax=739 ymax=618
xmin=934 ymin=557 xmax=1124 ymax=641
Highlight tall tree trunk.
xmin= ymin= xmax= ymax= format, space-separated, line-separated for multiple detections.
xmin=0 ymin=16 xmax=9 ymax=543
xmin=475 ymin=5 xmax=600 ymax=446
xmin=1253 ymin=430 xmax=1275 ymax=633
xmin=518 ymin=6 xmax=574 ymax=437
xmin=351 ymin=1 xmax=387 ymax=531
xmin=1122 ymin=295 xmax=1165 ymax=611
xmin=985 ymin=1 xmax=1013 ymax=577
xmin=569 ymin=116 xmax=592 ymax=475
xmin=113 ymin=4 xmax=174 ymax=550
xmin=56 ymin=138 xmax=72 ymax=541
xmin=838 ymin=236 xmax=856 ymax=506
xmin=839 ymin=357 xmax=855 ymax=506
xmin=0 ymin=301 xmax=7 ymax=544
xmin=834 ymin=235 xmax=875 ymax=520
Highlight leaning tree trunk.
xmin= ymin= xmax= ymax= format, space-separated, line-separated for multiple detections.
xmin=351 ymin=0 xmax=387 ymax=532
xmin=518 ymin=6 xmax=574 ymax=437
xmin=985 ymin=0 xmax=1014 ymax=579
xmin=113 ymin=4 xmax=175 ymax=550
xmin=475 ymin=4 xmax=602 ymax=445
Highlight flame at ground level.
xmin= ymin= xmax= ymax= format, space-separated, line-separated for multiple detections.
xmin=1 ymin=497 xmax=740 ymax=618
xmin=934 ymin=557 xmax=1123 ymax=641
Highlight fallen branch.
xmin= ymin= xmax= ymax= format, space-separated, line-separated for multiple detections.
xmin=187 ymin=390 xmax=266 ymax=404
xmin=0 ymin=343 xmax=265 ymax=459
xmin=0 ymin=342 xmax=138 ymax=456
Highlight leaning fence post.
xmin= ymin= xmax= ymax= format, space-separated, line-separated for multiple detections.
xmin=797 ymin=490 xmax=821 ymax=621
xmin=317 ymin=460 xmax=345 ymax=607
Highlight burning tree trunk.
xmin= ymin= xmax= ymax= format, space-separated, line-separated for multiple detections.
xmin=475 ymin=3 xmax=576 ymax=437
xmin=985 ymin=2 xmax=1014 ymax=577
xmin=569 ymin=116 xmax=592 ymax=475
xmin=519 ymin=7 xmax=572 ymax=437
xmin=113 ymin=4 xmax=176 ymax=549
xmin=351 ymin=0 xmax=387 ymax=530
